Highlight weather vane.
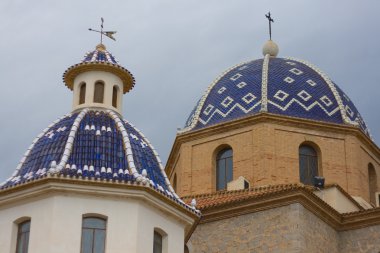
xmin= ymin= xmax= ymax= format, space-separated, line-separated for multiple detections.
xmin=265 ymin=12 xmax=274 ymax=40
xmin=89 ymin=18 xmax=117 ymax=44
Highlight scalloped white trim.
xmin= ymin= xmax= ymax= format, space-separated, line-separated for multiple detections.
xmin=285 ymin=57 xmax=357 ymax=126
xmin=90 ymin=50 xmax=97 ymax=62
xmin=260 ymin=54 xmax=270 ymax=112
xmin=123 ymin=120 xmax=183 ymax=202
xmin=8 ymin=114 xmax=72 ymax=182
xmin=179 ymin=60 xmax=251 ymax=133
xmin=54 ymin=109 xmax=89 ymax=172
xmin=107 ymin=110 xmax=140 ymax=179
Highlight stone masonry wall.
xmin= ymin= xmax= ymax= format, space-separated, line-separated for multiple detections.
xmin=188 ymin=203 xmax=339 ymax=253
xmin=339 ymin=225 xmax=380 ymax=253
xmin=189 ymin=203 xmax=380 ymax=253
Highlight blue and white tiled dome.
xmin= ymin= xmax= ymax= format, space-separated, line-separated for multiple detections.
xmin=63 ymin=44 xmax=135 ymax=93
xmin=182 ymin=56 xmax=370 ymax=136
xmin=1 ymin=109 xmax=179 ymax=199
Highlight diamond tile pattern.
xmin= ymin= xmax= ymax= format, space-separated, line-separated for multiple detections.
xmin=184 ymin=57 xmax=369 ymax=136
xmin=193 ymin=59 xmax=264 ymax=129
xmin=267 ymin=58 xmax=341 ymax=123
xmin=334 ymin=83 xmax=369 ymax=135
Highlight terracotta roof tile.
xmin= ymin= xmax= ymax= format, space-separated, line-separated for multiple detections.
xmin=182 ymin=183 xmax=308 ymax=210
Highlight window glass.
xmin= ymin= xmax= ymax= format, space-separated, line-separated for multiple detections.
xmin=299 ymin=145 xmax=318 ymax=185
xmin=94 ymin=82 xmax=105 ymax=103
xmin=368 ymin=163 xmax=377 ymax=205
xmin=216 ymin=148 xmax=233 ymax=190
xmin=79 ymin=83 xmax=86 ymax=104
xmin=112 ymin=86 xmax=118 ymax=107
xmin=173 ymin=174 xmax=177 ymax=192
xmin=153 ymin=231 xmax=163 ymax=253
xmin=16 ymin=220 xmax=31 ymax=253
xmin=81 ymin=217 xmax=106 ymax=253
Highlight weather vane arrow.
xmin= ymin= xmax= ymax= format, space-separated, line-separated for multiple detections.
xmin=89 ymin=17 xmax=117 ymax=43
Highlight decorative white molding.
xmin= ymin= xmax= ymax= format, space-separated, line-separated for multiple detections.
xmin=198 ymin=101 xmax=261 ymax=125
xmin=6 ymin=114 xmax=72 ymax=184
xmin=54 ymin=109 xmax=89 ymax=172
xmin=179 ymin=60 xmax=251 ymax=133
xmin=285 ymin=57 xmax=357 ymax=126
xmin=124 ymin=120 xmax=183 ymax=202
xmin=260 ymin=54 xmax=270 ymax=112
xmin=107 ymin=110 xmax=140 ymax=180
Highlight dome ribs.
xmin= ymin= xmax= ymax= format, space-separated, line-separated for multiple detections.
xmin=179 ymin=57 xmax=370 ymax=137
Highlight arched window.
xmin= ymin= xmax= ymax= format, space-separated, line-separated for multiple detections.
xmin=299 ymin=144 xmax=318 ymax=185
xmin=216 ymin=148 xmax=233 ymax=191
xmin=81 ymin=217 xmax=106 ymax=253
xmin=16 ymin=220 xmax=31 ymax=253
xmin=173 ymin=173 xmax=177 ymax=192
xmin=112 ymin=86 xmax=118 ymax=108
xmin=79 ymin=82 xmax=86 ymax=105
xmin=94 ymin=81 xmax=105 ymax=103
xmin=153 ymin=231 xmax=162 ymax=253
xmin=368 ymin=163 xmax=377 ymax=205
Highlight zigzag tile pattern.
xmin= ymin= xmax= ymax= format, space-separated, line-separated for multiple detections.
xmin=267 ymin=58 xmax=342 ymax=123
xmin=192 ymin=59 xmax=263 ymax=130
xmin=183 ymin=57 xmax=369 ymax=136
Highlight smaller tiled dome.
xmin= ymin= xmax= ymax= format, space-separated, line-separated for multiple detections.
xmin=63 ymin=44 xmax=135 ymax=93
xmin=1 ymin=110 xmax=180 ymax=202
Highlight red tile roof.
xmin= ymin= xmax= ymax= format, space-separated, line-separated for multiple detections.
xmin=182 ymin=183 xmax=310 ymax=210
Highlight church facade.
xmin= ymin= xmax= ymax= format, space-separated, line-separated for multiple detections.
xmin=0 ymin=30 xmax=380 ymax=253
xmin=0 ymin=43 xmax=199 ymax=253
xmin=168 ymin=41 xmax=380 ymax=252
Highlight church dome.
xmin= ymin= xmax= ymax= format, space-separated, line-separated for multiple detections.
xmin=0 ymin=43 xmax=186 ymax=207
xmin=1 ymin=109 xmax=177 ymax=197
xmin=182 ymin=56 xmax=370 ymax=136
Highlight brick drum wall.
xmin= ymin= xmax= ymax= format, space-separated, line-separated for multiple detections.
xmin=171 ymin=121 xmax=380 ymax=202
xmin=189 ymin=204 xmax=339 ymax=253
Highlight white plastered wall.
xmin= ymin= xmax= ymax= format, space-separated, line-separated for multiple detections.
xmin=0 ymin=191 xmax=189 ymax=253
xmin=72 ymin=71 xmax=124 ymax=114
xmin=313 ymin=187 xmax=360 ymax=213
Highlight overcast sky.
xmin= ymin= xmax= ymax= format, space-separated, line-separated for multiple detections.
xmin=0 ymin=0 xmax=379 ymax=182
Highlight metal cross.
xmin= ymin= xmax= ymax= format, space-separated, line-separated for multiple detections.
xmin=89 ymin=17 xmax=117 ymax=43
xmin=265 ymin=12 xmax=274 ymax=40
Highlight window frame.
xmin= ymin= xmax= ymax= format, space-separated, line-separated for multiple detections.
xmin=299 ymin=143 xmax=319 ymax=186
xmin=80 ymin=216 xmax=107 ymax=253
xmin=368 ymin=163 xmax=378 ymax=205
xmin=216 ymin=147 xmax=233 ymax=191
xmin=93 ymin=81 xmax=105 ymax=104
xmin=153 ymin=228 xmax=168 ymax=253
xmin=15 ymin=220 xmax=31 ymax=253
xmin=79 ymin=82 xmax=86 ymax=105
xmin=112 ymin=85 xmax=119 ymax=108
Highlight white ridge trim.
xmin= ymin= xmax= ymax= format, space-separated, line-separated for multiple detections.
xmin=285 ymin=57 xmax=356 ymax=125
xmin=179 ymin=60 xmax=251 ymax=133
xmin=124 ymin=120 xmax=183 ymax=201
xmin=260 ymin=54 xmax=270 ymax=112
xmin=107 ymin=110 xmax=140 ymax=179
xmin=7 ymin=114 xmax=71 ymax=183
xmin=54 ymin=109 xmax=89 ymax=173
